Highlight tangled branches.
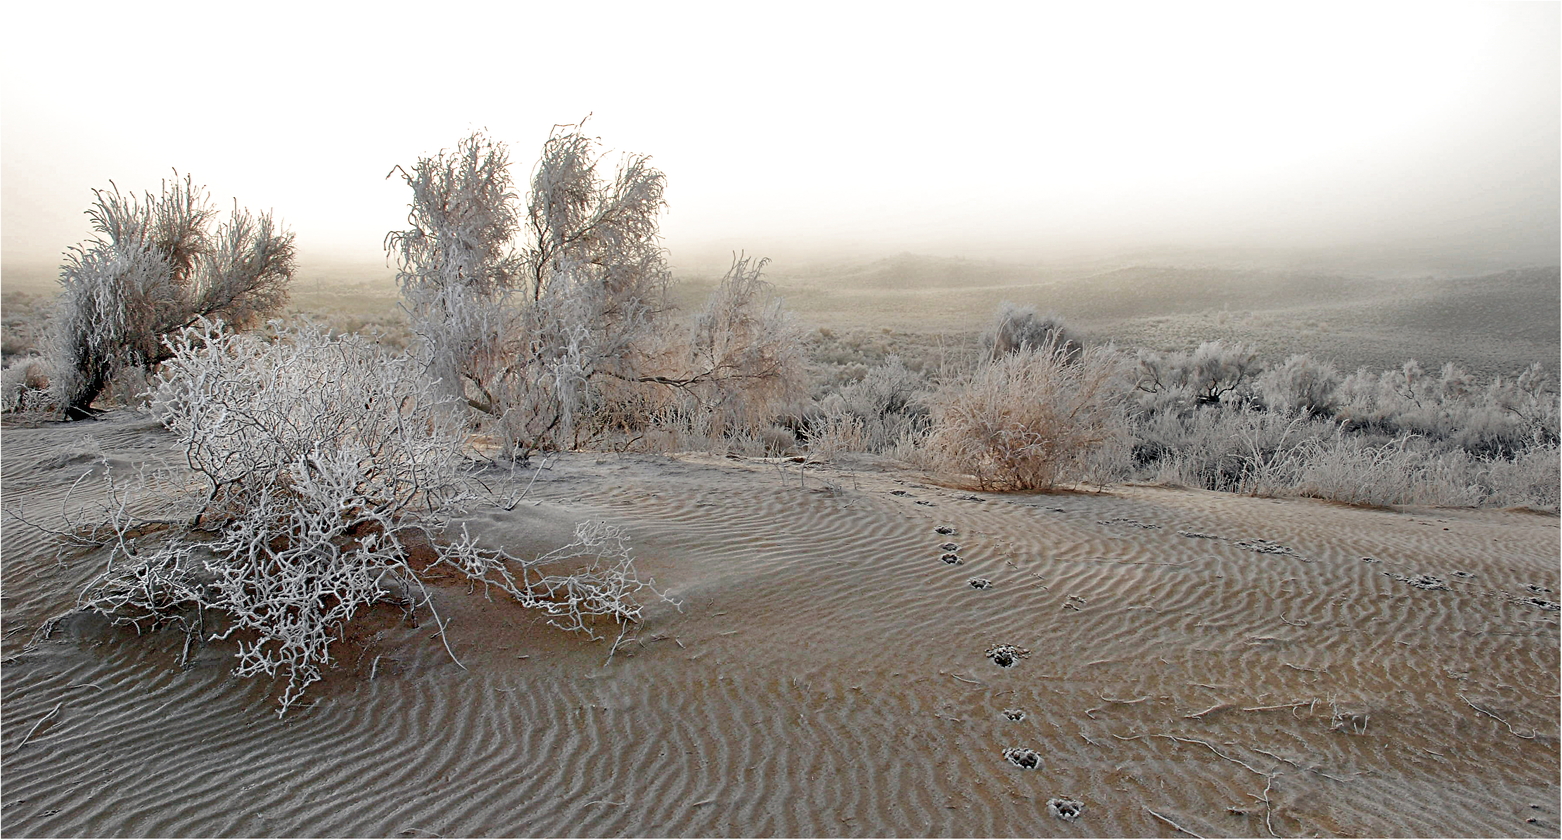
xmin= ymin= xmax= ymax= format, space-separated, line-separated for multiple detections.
xmin=71 ymin=321 xmax=668 ymax=713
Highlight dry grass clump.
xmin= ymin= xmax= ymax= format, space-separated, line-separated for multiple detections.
xmin=923 ymin=340 xmax=1129 ymax=491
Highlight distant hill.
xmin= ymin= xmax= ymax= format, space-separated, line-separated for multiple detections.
xmin=761 ymin=255 xmax=1560 ymax=378
xmin=5 ymin=252 xmax=1556 ymax=379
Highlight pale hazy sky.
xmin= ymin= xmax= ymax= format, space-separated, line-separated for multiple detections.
xmin=3 ymin=1 xmax=1558 ymax=276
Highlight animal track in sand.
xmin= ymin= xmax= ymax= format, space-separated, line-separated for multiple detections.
xmin=1386 ymin=572 xmax=1450 ymax=591
xmin=1097 ymin=517 xmax=1161 ymax=529
xmin=1001 ymin=708 xmax=1026 ymax=721
xmin=1048 ymin=798 xmax=1084 ymax=821
xmin=935 ymin=525 xmax=957 ymax=535
xmin=1234 ymin=538 xmax=1307 ymax=559
xmin=986 ymin=644 xmax=1030 ymax=668
xmin=939 ymin=542 xmax=959 ymax=552
xmin=1003 ymin=747 xmax=1040 ymax=769
xmin=968 ymin=578 xmax=992 ymax=590
xmin=941 ymin=553 xmax=963 ymax=565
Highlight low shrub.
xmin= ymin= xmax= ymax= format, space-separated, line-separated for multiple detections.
xmin=71 ymin=320 xmax=666 ymax=713
xmin=923 ymin=340 xmax=1129 ymax=491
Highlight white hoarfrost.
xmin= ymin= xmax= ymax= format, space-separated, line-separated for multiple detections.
xmin=72 ymin=320 xmax=668 ymax=713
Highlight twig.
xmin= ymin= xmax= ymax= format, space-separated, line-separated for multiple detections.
xmin=1458 ymin=693 xmax=1538 ymax=739
xmin=17 ymin=702 xmax=62 ymax=748
xmin=1251 ymin=747 xmax=1356 ymax=783
xmin=1257 ymin=772 xmax=1279 ymax=837
xmin=1283 ymin=662 xmax=1325 ymax=673
xmin=1279 ymin=613 xmax=1308 ymax=627
xmin=603 ymin=622 xmax=631 ymax=667
xmin=1144 ymin=807 xmax=1204 ymax=838
xmin=1114 ymin=732 xmax=1267 ymax=776
xmin=1242 ymin=701 xmax=1313 ymax=713
xmin=1184 ymin=703 xmax=1233 ymax=720
xmin=950 ymin=673 xmax=983 ymax=685
xmin=421 ymin=600 xmax=466 ymax=672
xmin=1086 ymin=693 xmax=1150 ymax=719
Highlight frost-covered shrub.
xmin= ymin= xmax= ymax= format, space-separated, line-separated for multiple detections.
xmin=1477 ymin=442 xmax=1561 ymax=511
xmin=924 ymin=341 xmax=1129 ymax=491
xmin=48 ymin=175 xmax=294 ymax=418
xmin=985 ymin=303 xmax=1082 ymax=362
xmin=1257 ymin=353 xmax=1341 ymax=416
xmin=1290 ymin=432 xmax=1482 ymax=507
xmin=807 ymin=356 xmax=931 ymax=454
xmin=673 ymin=255 xmax=808 ymax=438
xmin=1334 ymin=360 xmax=1558 ymax=457
xmin=1132 ymin=406 xmax=1331 ymax=493
xmin=76 ymin=320 xmax=665 ymax=713
xmin=1 ymin=356 xmax=50 ymax=414
xmin=1135 ymin=340 xmax=1259 ymax=408
xmin=386 ymin=131 xmax=522 ymax=409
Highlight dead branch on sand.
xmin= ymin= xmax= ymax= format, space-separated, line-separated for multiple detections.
xmin=17 ymin=702 xmax=62 ymax=748
xmin=1458 ymin=693 xmax=1539 ymax=739
xmin=1144 ymin=806 xmax=1204 ymax=838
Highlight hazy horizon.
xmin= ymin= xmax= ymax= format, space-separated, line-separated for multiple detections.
xmin=4 ymin=2 xmax=1558 ymax=285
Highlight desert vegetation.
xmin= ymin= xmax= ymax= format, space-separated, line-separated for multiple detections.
xmin=4 ymin=125 xmax=1557 ymax=715
xmin=25 ymin=320 xmax=666 ymax=713
xmin=386 ymin=125 xmax=804 ymax=456
xmin=44 ymin=174 xmax=295 ymax=419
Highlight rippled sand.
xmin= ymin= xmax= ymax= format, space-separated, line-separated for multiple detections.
xmin=3 ymin=412 xmax=1558 ymax=837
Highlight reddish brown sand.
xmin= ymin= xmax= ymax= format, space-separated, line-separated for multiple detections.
xmin=3 ymin=411 xmax=1558 ymax=837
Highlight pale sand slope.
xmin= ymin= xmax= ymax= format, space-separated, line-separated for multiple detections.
xmin=2 ymin=412 xmax=1558 ymax=838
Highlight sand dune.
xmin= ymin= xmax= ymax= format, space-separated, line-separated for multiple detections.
xmin=2 ymin=412 xmax=1558 ymax=837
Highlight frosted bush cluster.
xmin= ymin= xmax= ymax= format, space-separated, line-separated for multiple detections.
xmin=77 ymin=321 xmax=665 ymax=713
xmin=47 ymin=174 xmax=294 ymax=418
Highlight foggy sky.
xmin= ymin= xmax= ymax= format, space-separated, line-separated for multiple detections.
xmin=3 ymin=1 xmax=1557 ymax=279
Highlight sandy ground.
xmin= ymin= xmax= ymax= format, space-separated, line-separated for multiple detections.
xmin=2 ymin=410 xmax=1558 ymax=837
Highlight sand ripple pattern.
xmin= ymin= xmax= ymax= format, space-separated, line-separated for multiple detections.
xmin=3 ymin=433 xmax=1557 ymax=837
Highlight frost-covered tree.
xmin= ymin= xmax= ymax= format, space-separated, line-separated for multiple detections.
xmin=386 ymin=131 xmax=523 ymax=408
xmin=390 ymin=126 xmax=802 ymax=453
xmin=48 ymin=175 xmax=294 ymax=418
